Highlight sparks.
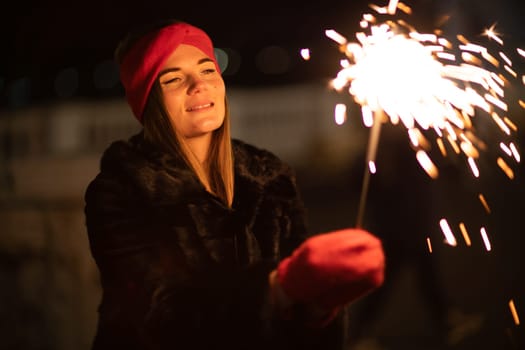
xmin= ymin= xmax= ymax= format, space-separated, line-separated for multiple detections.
xmin=458 ymin=222 xmax=472 ymax=246
xmin=300 ymin=48 xmax=311 ymax=61
xmin=497 ymin=157 xmax=515 ymax=179
xmin=416 ymin=150 xmax=439 ymax=179
xmin=426 ymin=237 xmax=433 ymax=253
xmin=325 ymin=0 xmax=521 ymax=182
xmin=478 ymin=194 xmax=491 ymax=214
xmin=509 ymin=299 xmax=521 ymax=325
xmin=439 ymin=218 xmax=457 ymax=246
xmin=480 ymin=227 xmax=492 ymax=251
xmin=368 ymin=160 xmax=377 ymax=174
xmin=334 ymin=103 xmax=347 ymax=125
xmin=483 ymin=23 xmax=504 ymax=46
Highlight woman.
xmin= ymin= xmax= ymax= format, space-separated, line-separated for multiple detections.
xmin=84 ymin=20 xmax=385 ymax=350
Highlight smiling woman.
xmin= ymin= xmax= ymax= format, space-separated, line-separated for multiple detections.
xmin=158 ymin=45 xmax=226 ymax=145
xmin=111 ymin=19 xmax=235 ymax=220
xmin=83 ymin=18 xmax=385 ymax=350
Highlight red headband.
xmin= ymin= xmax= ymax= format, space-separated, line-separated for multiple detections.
xmin=119 ymin=22 xmax=220 ymax=122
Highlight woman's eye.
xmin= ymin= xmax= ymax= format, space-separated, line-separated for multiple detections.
xmin=162 ymin=77 xmax=181 ymax=85
xmin=202 ymin=68 xmax=216 ymax=75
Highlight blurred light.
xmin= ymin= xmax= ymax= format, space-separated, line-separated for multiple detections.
xmin=255 ymin=45 xmax=290 ymax=75
xmin=480 ymin=227 xmax=491 ymax=251
xmin=300 ymin=48 xmax=310 ymax=61
xmin=439 ymin=218 xmax=457 ymax=246
xmin=216 ymin=47 xmax=241 ymax=76
xmin=458 ymin=222 xmax=472 ymax=246
xmin=509 ymin=299 xmax=520 ymax=325
xmin=54 ymin=67 xmax=79 ymax=98
xmin=368 ymin=160 xmax=376 ymax=174
xmin=334 ymin=103 xmax=347 ymax=125
xmin=416 ymin=150 xmax=439 ymax=179
xmin=467 ymin=157 xmax=480 ymax=178
xmin=509 ymin=142 xmax=520 ymax=162
xmin=362 ymin=105 xmax=373 ymax=127
xmin=325 ymin=29 xmax=347 ymax=45
xmin=215 ymin=48 xmax=229 ymax=73
xmin=93 ymin=60 xmax=119 ymax=90
xmin=426 ymin=237 xmax=432 ymax=253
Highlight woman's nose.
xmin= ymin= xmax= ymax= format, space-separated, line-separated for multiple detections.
xmin=188 ymin=76 xmax=206 ymax=94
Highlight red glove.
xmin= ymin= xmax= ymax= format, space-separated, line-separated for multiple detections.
xmin=277 ymin=228 xmax=385 ymax=311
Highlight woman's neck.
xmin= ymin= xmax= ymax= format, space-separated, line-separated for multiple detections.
xmin=185 ymin=134 xmax=211 ymax=165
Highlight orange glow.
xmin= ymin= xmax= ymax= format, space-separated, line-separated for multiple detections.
xmin=436 ymin=138 xmax=447 ymax=156
xmin=458 ymin=222 xmax=472 ymax=246
xmin=509 ymin=299 xmax=520 ymax=325
xmin=478 ymin=194 xmax=491 ymax=214
xmin=426 ymin=237 xmax=433 ymax=253
xmin=416 ymin=150 xmax=439 ymax=179
xmin=497 ymin=157 xmax=515 ymax=179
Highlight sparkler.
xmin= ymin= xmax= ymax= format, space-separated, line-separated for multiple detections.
xmin=310 ymin=0 xmax=524 ymax=335
xmin=320 ymin=0 xmax=523 ymax=228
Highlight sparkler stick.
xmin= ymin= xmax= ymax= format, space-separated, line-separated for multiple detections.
xmin=356 ymin=110 xmax=383 ymax=228
xmin=321 ymin=0 xmax=523 ymax=231
xmin=306 ymin=0 xmax=523 ymax=339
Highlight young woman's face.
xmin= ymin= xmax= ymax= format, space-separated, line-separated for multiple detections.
xmin=158 ymin=44 xmax=226 ymax=139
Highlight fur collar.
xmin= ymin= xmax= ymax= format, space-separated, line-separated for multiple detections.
xmin=97 ymin=132 xmax=296 ymax=208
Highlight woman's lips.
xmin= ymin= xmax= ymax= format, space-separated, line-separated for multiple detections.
xmin=186 ymin=102 xmax=213 ymax=112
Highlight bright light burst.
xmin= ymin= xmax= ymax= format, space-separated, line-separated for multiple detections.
xmin=312 ymin=0 xmax=523 ymax=330
xmin=325 ymin=0 xmax=523 ymax=181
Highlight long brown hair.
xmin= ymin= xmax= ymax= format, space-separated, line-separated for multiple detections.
xmin=143 ymin=83 xmax=234 ymax=206
xmin=115 ymin=20 xmax=234 ymax=207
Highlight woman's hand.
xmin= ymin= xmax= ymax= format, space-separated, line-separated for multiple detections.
xmin=270 ymin=228 xmax=385 ymax=326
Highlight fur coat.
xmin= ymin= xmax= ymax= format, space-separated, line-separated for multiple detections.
xmin=84 ymin=132 xmax=346 ymax=350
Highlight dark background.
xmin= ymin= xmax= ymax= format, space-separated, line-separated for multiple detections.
xmin=2 ymin=0 xmax=524 ymax=107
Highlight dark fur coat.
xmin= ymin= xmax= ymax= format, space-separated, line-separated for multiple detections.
xmin=84 ymin=132 xmax=346 ymax=350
